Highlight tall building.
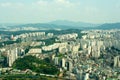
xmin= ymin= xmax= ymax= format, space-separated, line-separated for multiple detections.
xmin=91 ymin=46 xmax=101 ymax=58
xmin=72 ymin=45 xmax=80 ymax=52
xmin=114 ymin=56 xmax=120 ymax=67
xmin=54 ymin=57 xmax=59 ymax=65
xmin=7 ymin=48 xmax=18 ymax=67
xmin=61 ymin=58 xmax=66 ymax=68
xmin=68 ymin=61 xmax=73 ymax=72
xmin=76 ymin=70 xmax=83 ymax=80
xmin=10 ymin=34 xmax=14 ymax=40
xmin=0 ymin=35 xmax=1 ymax=40
xmin=84 ymin=73 xmax=89 ymax=80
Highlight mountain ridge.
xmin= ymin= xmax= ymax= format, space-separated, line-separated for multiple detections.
xmin=1 ymin=20 xmax=120 ymax=30
xmin=48 ymin=20 xmax=99 ymax=27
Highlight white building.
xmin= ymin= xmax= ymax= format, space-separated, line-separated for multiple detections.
xmin=28 ymin=48 xmax=42 ymax=54
xmin=7 ymin=48 xmax=18 ymax=67
xmin=114 ymin=56 xmax=120 ymax=67
xmin=84 ymin=73 xmax=89 ymax=80
xmin=54 ymin=57 xmax=59 ymax=65
xmin=61 ymin=58 xmax=66 ymax=68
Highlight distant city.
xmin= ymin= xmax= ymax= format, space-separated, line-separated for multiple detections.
xmin=0 ymin=22 xmax=119 ymax=80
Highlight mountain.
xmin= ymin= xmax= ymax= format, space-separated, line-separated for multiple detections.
xmin=97 ymin=23 xmax=120 ymax=29
xmin=49 ymin=20 xmax=99 ymax=28
xmin=2 ymin=20 xmax=120 ymax=31
xmin=7 ymin=23 xmax=74 ymax=30
xmin=6 ymin=20 xmax=100 ymax=30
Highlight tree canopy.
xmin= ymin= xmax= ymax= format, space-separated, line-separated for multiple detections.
xmin=12 ymin=55 xmax=59 ymax=75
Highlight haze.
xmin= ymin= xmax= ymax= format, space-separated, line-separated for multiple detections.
xmin=0 ymin=0 xmax=120 ymax=23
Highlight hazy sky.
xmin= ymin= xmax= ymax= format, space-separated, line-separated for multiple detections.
xmin=0 ymin=0 xmax=120 ymax=23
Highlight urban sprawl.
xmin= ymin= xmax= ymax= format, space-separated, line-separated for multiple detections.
xmin=0 ymin=29 xmax=120 ymax=80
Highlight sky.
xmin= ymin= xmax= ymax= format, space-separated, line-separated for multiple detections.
xmin=0 ymin=0 xmax=120 ymax=23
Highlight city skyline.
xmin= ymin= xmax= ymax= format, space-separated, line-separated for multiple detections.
xmin=0 ymin=0 xmax=120 ymax=23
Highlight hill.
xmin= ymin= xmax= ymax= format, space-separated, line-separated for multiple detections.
xmin=6 ymin=20 xmax=100 ymax=30
xmin=97 ymin=23 xmax=120 ymax=29
xmin=1 ymin=21 xmax=120 ymax=30
xmin=49 ymin=20 xmax=98 ymax=28
xmin=12 ymin=56 xmax=59 ymax=75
